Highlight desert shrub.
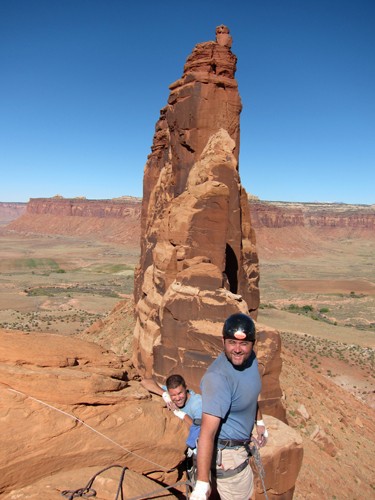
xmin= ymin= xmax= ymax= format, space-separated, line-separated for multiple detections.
xmin=302 ymin=305 xmax=314 ymax=312
xmin=287 ymin=304 xmax=298 ymax=311
xmin=319 ymin=307 xmax=330 ymax=313
xmin=286 ymin=304 xmax=314 ymax=313
xmin=259 ymin=303 xmax=276 ymax=309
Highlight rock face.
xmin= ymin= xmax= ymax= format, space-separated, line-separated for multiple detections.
xmin=250 ymin=200 xmax=375 ymax=230
xmin=0 ymin=329 xmax=189 ymax=497
xmin=25 ymin=197 xmax=141 ymax=218
xmin=249 ymin=200 xmax=375 ymax=259
xmin=133 ymin=26 xmax=261 ymax=392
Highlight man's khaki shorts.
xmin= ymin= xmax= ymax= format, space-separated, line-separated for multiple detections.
xmin=216 ymin=446 xmax=254 ymax=500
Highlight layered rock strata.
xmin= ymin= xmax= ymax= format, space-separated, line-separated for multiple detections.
xmin=8 ymin=197 xmax=141 ymax=246
xmin=6 ymin=198 xmax=373 ymax=245
xmin=25 ymin=196 xmax=141 ymax=218
xmin=250 ymin=200 xmax=375 ymax=230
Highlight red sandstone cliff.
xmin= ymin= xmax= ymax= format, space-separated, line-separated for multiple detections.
xmin=25 ymin=196 xmax=141 ymax=218
xmin=250 ymin=200 xmax=375 ymax=230
xmin=249 ymin=200 xmax=374 ymax=259
xmin=6 ymin=197 xmax=142 ymax=247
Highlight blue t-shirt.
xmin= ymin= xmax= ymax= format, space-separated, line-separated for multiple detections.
xmin=182 ymin=390 xmax=202 ymax=448
xmin=182 ymin=389 xmax=202 ymax=421
xmin=200 ymin=351 xmax=261 ymax=441
xmin=162 ymin=386 xmax=202 ymax=448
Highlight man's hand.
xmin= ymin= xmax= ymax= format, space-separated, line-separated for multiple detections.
xmin=162 ymin=391 xmax=176 ymax=411
xmin=190 ymin=480 xmax=211 ymax=500
xmin=255 ymin=419 xmax=268 ymax=447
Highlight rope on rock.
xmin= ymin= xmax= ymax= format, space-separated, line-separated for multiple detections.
xmin=61 ymin=464 xmax=192 ymax=500
xmin=7 ymin=387 xmax=174 ymax=472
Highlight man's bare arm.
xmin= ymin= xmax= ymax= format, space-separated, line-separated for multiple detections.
xmin=140 ymin=378 xmax=164 ymax=396
xmin=255 ymin=401 xmax=267 ymax=447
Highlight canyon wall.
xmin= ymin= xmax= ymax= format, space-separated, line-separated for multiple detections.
xmin=6 ymin=197 xmax=142 ymax=247
xmin=250 ymin=200 xmax=375 ymax=230
xmin=25 ymin=196 xmax=141 ymax=218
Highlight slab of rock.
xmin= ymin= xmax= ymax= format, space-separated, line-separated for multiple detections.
xmin=251 ymin=415 xmax=303 ymax=499
xmin=0 ymin=329 xmax=187 ymax=496
xmin=0 ymin=329 xmax=132 ymax=405
xmin=310 ymin=425 xmax=338 ymax=457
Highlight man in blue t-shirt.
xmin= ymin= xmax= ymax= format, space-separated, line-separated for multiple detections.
xmin=141 ymin=374 xmax=202 ymax=450
xmin=190 ymin=313 xmax=268 ymax=500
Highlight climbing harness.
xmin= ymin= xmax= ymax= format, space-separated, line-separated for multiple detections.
xmin=213 ymin=436 xmax=269 ymax=499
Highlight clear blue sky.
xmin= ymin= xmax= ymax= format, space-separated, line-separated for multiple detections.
xmin=1 ymin=0 xmax=374 ymax=205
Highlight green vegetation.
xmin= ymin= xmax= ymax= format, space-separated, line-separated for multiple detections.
xmin=23 ymin=258 xmax=60 ymax=269
xmin=286 ymin=304 xmax=314 ymax=313
xmin=85 ymin=263 xmax=134 ymax=274
xmin=281 ymin=331 xmax=374 ymax=376
xmin=349 ymin=291 xmax=365 ymax=298
xmin=259 ymin=303 xmax=277 ymax=309
xmin=25 ymin=286 xmax=121 ymax=298
xmin=276 ymin=302 xmax=374 ymax=330
xmin=0 ymin=309 xmax=103 ymax=334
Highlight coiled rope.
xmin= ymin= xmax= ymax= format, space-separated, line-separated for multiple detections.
xmin=61 ymin=464 xmax=192 ymax=500
xmin=250 ymin=438 xmax=269 ymax=500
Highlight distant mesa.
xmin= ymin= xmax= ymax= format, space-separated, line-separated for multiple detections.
xmin=1 ymin=196 xmax=373 ymax=240
xmin=3 ymin=196 xmax=142 ymax=247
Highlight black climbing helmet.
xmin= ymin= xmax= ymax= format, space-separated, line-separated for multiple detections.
xmin=222 ymin=313 xmax=256 ymax=342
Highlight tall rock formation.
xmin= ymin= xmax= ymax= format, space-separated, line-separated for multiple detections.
xmin=132 ymin=30 xmax=302 ymax=498
xmin=133 ymin=26 xmax=260 ymax=387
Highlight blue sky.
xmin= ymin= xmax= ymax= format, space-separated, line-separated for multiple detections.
xmin=1 ymin=0 xmax=374 ymax=205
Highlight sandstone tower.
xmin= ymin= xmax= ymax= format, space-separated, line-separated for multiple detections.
xmin=133 ymin=26 xmax=260 ymax=385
